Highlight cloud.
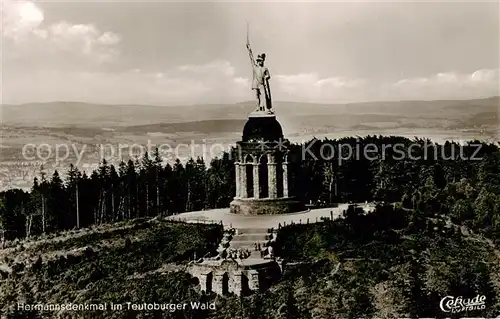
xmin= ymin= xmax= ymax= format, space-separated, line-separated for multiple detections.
xmin=1 ymin=2 xmax=497 ymax=104
xmin=267 ymin=69 xmax=498 ymax=103
xmin=44 ymin=21 xmax=121 ymax=62
xmin=470 ymin=69 xmax=498 ymax=83
xmin=2 ymin=1 xmax=121 ymax=68
xmin=394 ymin=69 xmax=499 ymax=87
xmin=391 ymin=69 xmax=499 ymax=100
xmin=1 ymin=0 xmax=123 ymax=104
xmin=1 ymin=1 xmax=44 ymax=39
xmin=3 ymin=60 xmax=253 ymax=105
xmin=273 ymin=73 xmax=366 ymax=103
xmin=3 ymin=63 xmax=499 ymax=105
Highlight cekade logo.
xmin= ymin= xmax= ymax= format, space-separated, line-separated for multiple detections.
xmin=439 ymin=294 xmax=486 ymax=313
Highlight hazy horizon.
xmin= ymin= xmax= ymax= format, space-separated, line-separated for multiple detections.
xmin=2 ymin=95 xmax=499 ymax=108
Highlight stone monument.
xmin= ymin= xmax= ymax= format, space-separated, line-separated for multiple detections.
xmin=186 ymin=30 xmax=306 ymax=296
xmin=229 ymin=34 xmax=304 ymax=215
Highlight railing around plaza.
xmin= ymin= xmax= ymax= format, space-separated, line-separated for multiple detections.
xmin=165 ymin=216 xmax=224 ymax=227
xmin=277 ymin=210 xmax=341 ymax=230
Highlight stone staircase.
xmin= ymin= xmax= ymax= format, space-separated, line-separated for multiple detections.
xmin=229 ymin=228 xmax=272 ymax=259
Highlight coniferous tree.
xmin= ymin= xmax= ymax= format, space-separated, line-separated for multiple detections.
xmin=139 ymin=152 xmax=154 ymax=217
xmin=126 ymin=159 xmax=138 ymax=219
xmin=78 ymin=171 xmax=93 ymax=228
xmin=168 ymin=159 xmax=186 ymax=214
xmin=153 ymin=148 xmax=164 ymax=216
xmin=26 ymin=177 xmax=43 ymax=236
xmin=163 ymin=162 xmax=174 ymax=215
xmin=108 ymin=164 xmax=119 ymax=222
xmin=117 ymin=161 xmax=128 ymax=221
xmin=47 ymin=170 xmax=66 ymax=232
xmin=66 ymin=164 xmax=82 ymax=229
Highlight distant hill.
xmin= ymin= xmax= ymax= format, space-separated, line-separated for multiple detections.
xmin=118 ymin=119 xmax=246 ymax=134
xmin=1 ymin=97 xmax=498 ymax=128
xmin=0 ymin=96 xmax=497 ymax=192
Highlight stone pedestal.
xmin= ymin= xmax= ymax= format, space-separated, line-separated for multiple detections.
xmin=247 ymin=269 xmax=260 ymax=292
xmin=187 ymin=259 xmax=281 ymax=297
xmin=230 ymin=272 xmax=243 ymax=296
xmin=212 ymin=272 xmax=225 ymax=295
xmin=230 ymin=112 xmax=304 ymax=215
xmin=198 ymin=271 xmax=212 ymax=293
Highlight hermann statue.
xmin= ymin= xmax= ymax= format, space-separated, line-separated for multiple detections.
xmin=246 ymin=26 xmax=274 ymax=114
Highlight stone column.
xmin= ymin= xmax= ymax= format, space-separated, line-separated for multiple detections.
xmin=230 ymin=272 xmax=243 ymax=296
xmin=253 ymin=160 xmax=260 ymax=199
xmin=267 ymin=154 xmax=277 ymax=199
xmin=282 ymin=162 xmax=289 ymax=198
xmin=234 ymin=162 xmax=240 ymax=198
xmin=247 ymin=269 xmax=260 ymax=292
xmin=240 ymin=164 xmax=247 ymax=198
xmin=212 ymin=272 xmax=225 ymax=295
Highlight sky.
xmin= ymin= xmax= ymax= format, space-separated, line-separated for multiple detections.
xmin=1 ymin=0 xmax=499 ymax=105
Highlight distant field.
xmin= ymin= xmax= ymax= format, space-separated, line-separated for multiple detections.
xmin=0 ymin=97 xmax=498 ymax=190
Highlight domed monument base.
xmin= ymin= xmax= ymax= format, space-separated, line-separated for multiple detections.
xmin=230 ymin=111 xmax=304 ymax=215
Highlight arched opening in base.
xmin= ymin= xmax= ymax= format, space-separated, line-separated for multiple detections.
xmin=241 ymin=274 xmax=250 ymax=295
xmin=206 ymin=272 xmax=213 ymax=293
xmin=222 ymin=273 xmax=229 ymax=295
xmin=276 ymin=155 xmax=284 ymax=198
xmin=245 ymin=164 xmax=254 ymax=198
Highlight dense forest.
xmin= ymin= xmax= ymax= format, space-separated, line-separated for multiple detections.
xmin=254 ymin=204 xmax=500 ymax=318
xmin=1 ymin=136 xmax=499 ymax=318
xmin=1 ymin=136 xmax=499 ymax=243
